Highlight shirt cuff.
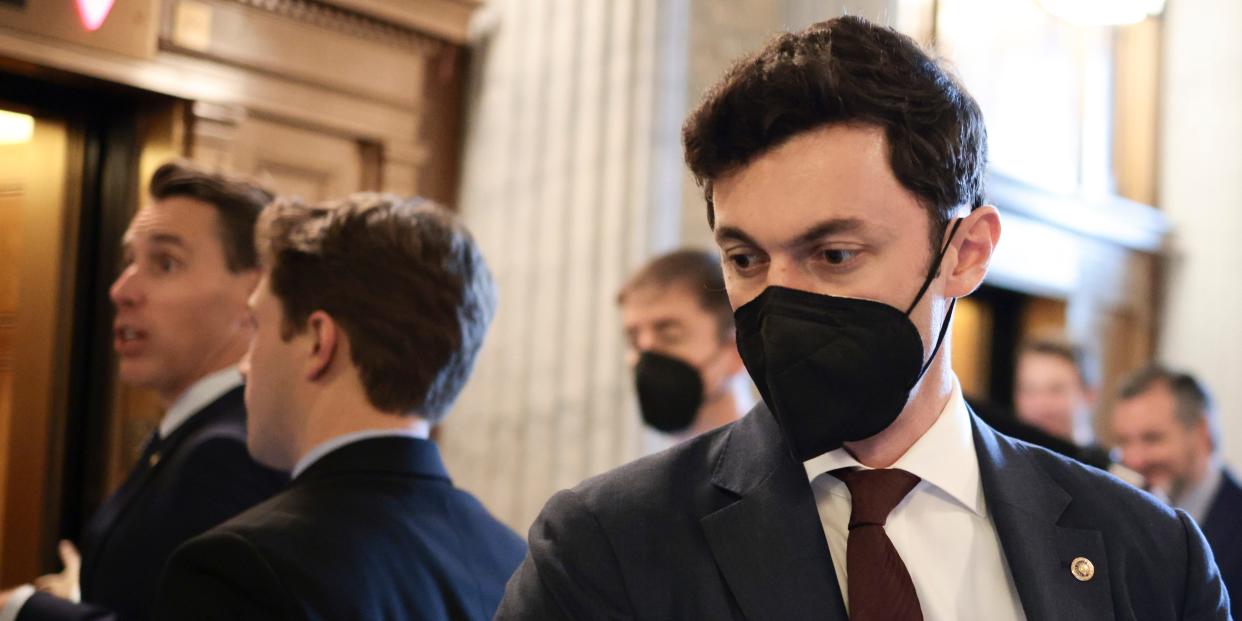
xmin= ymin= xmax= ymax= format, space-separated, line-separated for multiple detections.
xmin=0 ymin=584 xmax=35 ymax=621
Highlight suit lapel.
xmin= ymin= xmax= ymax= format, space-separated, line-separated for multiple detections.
xmin=81 ymin=388 xmax=244 ymax=591
xmin=700 ymin=407 xmax=848 ymax=621
xmin=973 ymin=414 xmax=1115 ymax=620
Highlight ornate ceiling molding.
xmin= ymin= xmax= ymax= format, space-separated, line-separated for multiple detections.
xmin=228 ymin=0 xmax=443 ymax=52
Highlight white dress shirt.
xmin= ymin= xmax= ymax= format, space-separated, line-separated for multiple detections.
xmin=802 ymin=378 xmax=1026 ymax=620
xmin=159 ymin=366 xmax=244 ymax=439
xmin=0 ymin=367 xmax=244 ymax=621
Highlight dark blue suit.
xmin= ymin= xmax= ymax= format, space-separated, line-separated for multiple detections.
xmin=1202 ymin=469 xmax=1242 ymax=618
xmin=154 ymin=436 xmax=527 ymax=620
xmin=497 ymin=403 xmax=1230 ymax=620
xmin=19 ymin=387 xmax=287 ymax=621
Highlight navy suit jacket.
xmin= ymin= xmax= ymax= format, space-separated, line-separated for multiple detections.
xmin=19 ymin=387 xmax=288 ymax=621
xmin=153 ymin=436 xmax=527 ymax=621
xmin=1202 ymin=469 xmax=1242 ymax=618
xmin=497 ymin=404 xmax=1230 ymax=620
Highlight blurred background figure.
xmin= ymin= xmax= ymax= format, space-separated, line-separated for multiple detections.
xmin=0 ymin=162 xmax=286 ymax=621
xmin=1110 ymin=365 xmax=1241 ymax=611
xmin=966 ymin=334 xmax=1116 ymax=472
xmin=617 ymin=250 xmax=753 ymax=439
xmin=1014 ymin=336 xmax=1097 ymax=445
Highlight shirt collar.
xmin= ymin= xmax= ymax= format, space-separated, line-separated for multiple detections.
xmin=292 ymin=427 xmax=430 ymax=480
xmin=803 ymin=376 xmax=984 ymax=516
xmin=1175 ymin=458 xmax=1224 ymax=523
xmin=159 ymin=367 xmax=244 ymax=439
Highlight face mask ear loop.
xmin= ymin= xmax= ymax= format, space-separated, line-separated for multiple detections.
xmin=904 ymin=217 xmax=966 ymax=316
xmin=916 ymin=297 xmax=957 ymax=381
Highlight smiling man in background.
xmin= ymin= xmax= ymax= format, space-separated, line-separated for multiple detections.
xmin=1111 ymin=365 xmax=1242 ymax=618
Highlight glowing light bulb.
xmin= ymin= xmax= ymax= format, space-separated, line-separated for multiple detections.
xmin=0 ymin=110 xmax=34 ymax=145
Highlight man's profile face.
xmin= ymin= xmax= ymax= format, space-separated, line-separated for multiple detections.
xmin=712 ymin=124 xmax=947 ymax=347
xmin=240 ymin=275 xmax=302 ymax=470
xmin=621 ymin=284 xmax=728 ymax=376
xmin=1014 ymin=351 xmax=1092 ymax=442
xmin=1111 ymin=383 xmax=1206 ymax=497
xmin=110 ymin=197 xmax=256 ymax=401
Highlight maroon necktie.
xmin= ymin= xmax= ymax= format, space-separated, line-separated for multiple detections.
xmin=831 ymin=468 xmax=923 ymax=621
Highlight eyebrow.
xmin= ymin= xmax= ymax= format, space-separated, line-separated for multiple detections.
xmin=788 ymin=218 xmax=865 ymax=249
xmin=714 ymin=217 xmax=866 ymax=251
xmin=149 ymin=233 xmax=188 ymax=249
xmin=714 ymin=226 xmax=759 ymax=247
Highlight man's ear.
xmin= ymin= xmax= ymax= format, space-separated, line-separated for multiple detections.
xmin=304 ymin=310 xmax=340 ymax=381
xmin=945 ymin=206 xmax=1002 ymax=299
xmin=1194 ymin=418 xmax=1214 ymax=453
xmin=234 ymin=270 xmax=263 ymax=328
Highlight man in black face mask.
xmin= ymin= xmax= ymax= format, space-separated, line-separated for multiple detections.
xmin=617 ymin=249 xmax=753 ymax=438
xmin=497 ymin=15 xmax=1228 ymax=621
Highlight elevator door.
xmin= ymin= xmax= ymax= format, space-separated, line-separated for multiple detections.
xmin=0 ymin=107 xmax=77 ymax=581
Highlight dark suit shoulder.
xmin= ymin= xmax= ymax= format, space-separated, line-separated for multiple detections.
xmin=185 ymin=466 xmax=524 ymax=620
xmin=568 ymin=421 xmax=734 ymax=519
xmin=156 ymin=527 xmax=299 ymax=620
xmin=1006 ymin=435 xmax=1181 ymax=526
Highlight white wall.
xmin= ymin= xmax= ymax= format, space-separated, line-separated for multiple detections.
xmin=1158 ymin=0 xmax=1242 ymax=465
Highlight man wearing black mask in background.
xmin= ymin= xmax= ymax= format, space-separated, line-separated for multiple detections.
xmin=617 ymin=249 xmax=753 ymax=438
xmin=497 ymin=16 xmax=1227 ymax=620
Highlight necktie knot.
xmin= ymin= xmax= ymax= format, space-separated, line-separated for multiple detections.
xmin=831 ymin=468 xmax=920 ymax=529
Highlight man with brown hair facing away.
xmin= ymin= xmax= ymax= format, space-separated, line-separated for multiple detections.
xmin=155 ymin=194 xmax=524 ymax=620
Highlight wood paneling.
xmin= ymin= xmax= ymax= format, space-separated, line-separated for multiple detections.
xmin=0 ymin=148 xmax=22 ymax=563
xmin=161 ymin=0 xmax=431 ymax=109
xmin=951 ymin=297 xmax=994 ymax=399
xmin=0 ymin=0 xmax=159 ymax=60
xmin=0 ymin=28 xmax=419 ymax=146
xmin=323 ymin=0 xmax=480 ymax=44
xmin=189 ymin=106 xmax=367 ymax=201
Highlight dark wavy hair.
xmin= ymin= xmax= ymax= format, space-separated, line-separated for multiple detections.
xmin=682 ymin=15 xmax=988 ymax=250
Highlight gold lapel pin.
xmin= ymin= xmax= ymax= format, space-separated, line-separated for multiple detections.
xmin=1071 ymin=557 xmax=1095 ymax=582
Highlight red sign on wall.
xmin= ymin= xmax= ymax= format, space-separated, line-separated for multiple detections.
xmin=75 ymin=0 xmax=117 ymax=31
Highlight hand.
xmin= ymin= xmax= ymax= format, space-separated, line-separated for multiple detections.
xmin=0 ymin=588 xmax=13 ymax=608
xmin=32 ymin=540 xmax=81 ymax=602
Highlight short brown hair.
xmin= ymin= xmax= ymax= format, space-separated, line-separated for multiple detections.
xmin=617 ymin=249 xmax=732 ymax=341
xmin=149 ymin=160 xmax=274 ymax=272
xmin=257 ymin=193 xmax=496 ymax=421
xmin=1019 ymin=336 xmax=1098 ymax=388
xmin=682 ymin=16 xmax=988 ymax=250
